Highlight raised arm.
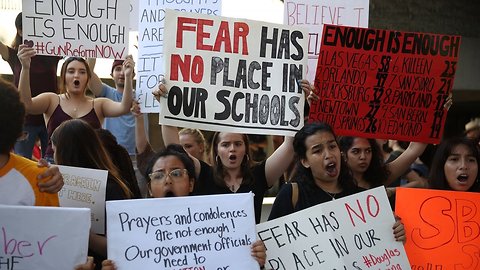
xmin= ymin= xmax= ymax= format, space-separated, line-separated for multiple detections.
xmin=265 ymin=136 xmax=295 ymax=187
xmin=17 ymin=44 xmax=52 ymax=114
xmin=86 ymin=58 xmax=103 ymax=97
xmin=385 ymin=142 xmax=427 ymax=185
xmin=99 ymin=56 xmax=134 ymax=117
xmin=0 ymin=41 xmax=10 ymax=61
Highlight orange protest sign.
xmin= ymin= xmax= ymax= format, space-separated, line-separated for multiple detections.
xmin=395 ymin=187 xmax=480 ymax=269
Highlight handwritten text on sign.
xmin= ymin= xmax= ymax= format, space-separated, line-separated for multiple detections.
xmin=136 ymin=0 xmax=221 ymax=113
xmin=0 ymin=205 xmax=90 ymax=270
xmin=58 ymin=165 xmax=108 ymax=234
xmin=22 ymin=0 xmax=129 ymax=58
xmin=284 ymin=0 xmax=369 ymax=82
xmin=106 ymin=193 xmax=259 ymax=270
xmin=160 ymin=10 xmax=308 ymax=136
xmin=396 ymin=188 xmax=480 ymax=270
xmin=309 ymin=25 xmax=461 ymax=144
xmin=256 ymin=187 xmax=411 ymax=270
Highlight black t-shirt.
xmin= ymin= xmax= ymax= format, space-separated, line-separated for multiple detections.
xmin=268 ymin=181 xmax=365 ymax=220
xmin=194 ymin=160 xmax=269 ymax=224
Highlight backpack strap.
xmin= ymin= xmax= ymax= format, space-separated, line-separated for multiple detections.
xmin=291 ymin=182 xmax=298 ymax=209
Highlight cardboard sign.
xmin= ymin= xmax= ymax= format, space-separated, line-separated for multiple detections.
xmin=22 ymin=0 xmax=129 ymax=58
xmin=396 ymin=188 xmax=480 ymax=270
xmin=308 ymin=25 xmax=461 ymax=144
xmin=284 ymin=0 xmax=369 ymax=81
xmin=256 ymin=187 xmax=411 ymax=270
xmin=136 ymin=0 xmax=222 ymax=113
xmin=106 ymin=193 xmax=259 ymax=270
xmin=0 ymin=205 xmax=90 ymax=270
xmin=58 ymin=165 xmax=108 ymax=234
xmin=160 ymin=10 xmax=308 ymax=136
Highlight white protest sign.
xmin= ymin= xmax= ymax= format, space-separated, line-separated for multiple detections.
xmin=58 ymin=165 xmax=108 ymax=234
xmin=130 ymin=0 xmax=138 ymax=31
xmin=161 ymin=10 xmax=308 ymax=136
xmin=256 ymin=187 xmax=411 ymax=270
xmin=284 ymin=0 xmax=369 ymax=81
xmin=106 ymin=193 xmax=259 ymax=270
xmin=22 ymin=0 xmax=129 ymax=58
xmin=0 ymin=205 xmax=90 ymax=270
xmin=136 ymin=0 xmax=222 ymax=113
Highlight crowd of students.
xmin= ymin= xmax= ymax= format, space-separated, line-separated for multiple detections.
xmin=1 ymin=11 xmax=479 ymax=270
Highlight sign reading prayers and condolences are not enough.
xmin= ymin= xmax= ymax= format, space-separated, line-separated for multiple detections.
xmin=57 ymin=165 xmax=108 ymax=234
xmin=22 ymin=0 xmax=129 ymax=58
xmin=136 ymin=0 xmax=222 ymax=112
xmin=256 ymin=187 xmax=411 ymax=270
xmin=0 ymin=205 xmax=90 ymax=270
xmin=160 ymin=9 xmax=308 ymax=136
xmin=284 ymin=0 xmax=369 ymax=82
xmin=106 ymin=193 xmax=259 ymax=270
xmin=308 ymin=25 xmax=461 ymax=144
xmin=396 ymin=188 xmax=480 ymax=270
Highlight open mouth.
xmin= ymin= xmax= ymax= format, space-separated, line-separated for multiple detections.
xmin=326 ymin=162 xmax=338 ymax=177
xmin=165 ymin=191 xmax=175 ymax=197
xmin=457 ymin=174 xmax=469 ymax=183
xmin=229 ymin=155 xmax=237 ymax=161
xmin=74 ymin=80 xmax=80 ymax=86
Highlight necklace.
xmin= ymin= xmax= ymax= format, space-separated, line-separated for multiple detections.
xmin=321 ymin=188 xmax=337 ymax=201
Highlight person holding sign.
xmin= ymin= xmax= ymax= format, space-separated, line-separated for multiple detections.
xmin=0 ymin=12 xmax=62 ymax=160
xmin=16 ymin=45 xmax=135 ymax=162
xmin=268 ymin=122 xmax=406 ymax=242
xmin=0 ymin=77 xmax=59 ymax=206
xmin=428 ymin=136 xmax=480 ymax=192
xmin=98 ymin=144 xmax=267 ymax=269
xmin=87 ymin=58 xmax=136 ymax=156
xmin=51 ymin=119 xmax=134 ymax=270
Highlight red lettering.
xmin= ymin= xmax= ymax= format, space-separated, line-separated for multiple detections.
xmin=411 ymin=196 xmax=455 ymax=249
xmin=214 ymin=21 xmax=232 ymax=53
xmin=233 ymin=22 xmax=249 ymax=55
xmin=176 ymin=17 xmax=196 ymax=49
xmin=196 ymin=19 xmax=214 ymax=51
xmin=456 ymin=199 xmax=480 ymax=243
xmin=170 ymin=54 xmax=204 ymax=83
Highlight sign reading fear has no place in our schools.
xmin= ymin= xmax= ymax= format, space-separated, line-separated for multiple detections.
xmin=160 ymin=9 xmax=308 ymax=136
xmin=22 ymin=0 xmax=129 ymax=58
xmin=309 ymin=25 xmax=461 ymax=144
xmin=396 ymin=188 xmax=480 ymax=270
xmin=0 ymin=205 xmax=90 ymax=270
xmin=136 ymin=0 xmax=222 ymax=113
xmin=256 ymin=187 xmax=411 ymax=270
xmin=106 ymin=193 xmax=259 ymax=270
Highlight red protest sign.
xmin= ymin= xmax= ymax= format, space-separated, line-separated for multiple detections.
xmin=309 ymin=25 xmax=461 ymax=144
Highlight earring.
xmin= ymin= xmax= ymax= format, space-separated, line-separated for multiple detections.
xmin=216 ymin=155 xmax=220 ymax=164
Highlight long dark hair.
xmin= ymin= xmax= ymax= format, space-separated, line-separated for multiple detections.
xmin=96 ymin=129 xmax=141 ymax=198
xmin=291 ymin=122 xmax=357 ymax=191
xmin=11 ymin=12 xmax=22 ymax=49
xmin=338 ymin=136 xmax=388 ymax=188
xmin=58 ymin=57 xmax=92 ymax=95
xmin=429 ymin=137 xmax=480 ymax=192
xmin=51 ymin=119 xmax=133 ymax=199
xmin=210 ymin=132 xmax=254 ymax=188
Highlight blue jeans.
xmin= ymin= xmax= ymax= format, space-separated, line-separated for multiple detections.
xmin=14 ymin=124 xmax=48 ymax=159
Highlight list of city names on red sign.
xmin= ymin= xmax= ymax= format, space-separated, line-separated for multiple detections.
xmin=309 ymin=25 xmax=461 ymax=144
